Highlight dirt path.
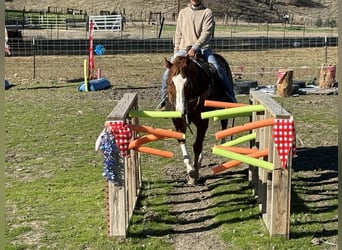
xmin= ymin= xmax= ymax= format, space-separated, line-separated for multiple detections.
xmin=166 ymin=165 xmax=227 ymax=250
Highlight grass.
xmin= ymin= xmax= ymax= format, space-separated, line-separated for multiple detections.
xmin=5 ymin=67 xmax=337 ymax=248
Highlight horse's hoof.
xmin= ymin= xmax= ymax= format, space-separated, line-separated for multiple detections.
xmin=186 ymin=177 xmax=197 ymax=186
xmin=188 ymin=169 xmax=196 ymax=178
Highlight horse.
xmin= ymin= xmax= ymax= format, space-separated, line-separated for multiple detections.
xmin=164 ymin=53 xmax=236 ymax=185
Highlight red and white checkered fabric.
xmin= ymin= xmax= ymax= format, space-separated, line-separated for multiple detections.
xmin=106 ymin=121 xmax=132 ymax=157
xmin=272 ymin=118 xmax=296 ymax=169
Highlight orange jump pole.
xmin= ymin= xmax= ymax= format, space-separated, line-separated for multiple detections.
xmin=212 ymin=148 xmax=269 ymax=174
xmin=204 ymin=100 xmax=248 ymax=108
xmin=135 ymin=146 xmax=173 ymax=158
xmin=215 ymin=118 xmax=275 ymax=140
xmin=128 ymin=134 xmax=165 ymax=150
xmin=129 ymin=124 xmax=185 ymax=140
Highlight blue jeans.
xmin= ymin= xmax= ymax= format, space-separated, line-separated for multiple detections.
xmin=161 ymin=48 xmax=236 ymax=103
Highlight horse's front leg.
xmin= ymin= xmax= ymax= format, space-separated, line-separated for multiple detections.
xmin=179 ymin=142 xmax=194 ymax=176
xmin=191 ymin=119 xmax=209 ymax=184
xmin=173 ymin=118 xmax=195 ymax=182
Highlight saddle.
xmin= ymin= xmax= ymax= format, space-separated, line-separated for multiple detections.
xmin=186 ymin=54 xmax=218 ymax=109
xmin=191 ymin=54 xmax=218 ymax=85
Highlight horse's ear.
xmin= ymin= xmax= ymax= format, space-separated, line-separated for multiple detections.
xmin=165 ymin=58 xmax=172 ymax=69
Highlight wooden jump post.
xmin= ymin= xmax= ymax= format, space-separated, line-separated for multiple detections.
xmin=102 ymin=94 xmax=183 ymax=238
xmin=105 ymin=93 xmax=141 ymax=238
xmin=249 ymin=90 xmax=293 ymax=238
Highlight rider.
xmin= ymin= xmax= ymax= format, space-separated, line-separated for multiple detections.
xmin=157 ymin=0 xmax=236 ymax=109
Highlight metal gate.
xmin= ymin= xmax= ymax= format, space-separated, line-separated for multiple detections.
xmin=89 ymin=15 xmax=122 ymax=32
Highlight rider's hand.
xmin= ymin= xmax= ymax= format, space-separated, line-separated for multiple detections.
xmin=188 ymin=48 xmax=197 ymax=57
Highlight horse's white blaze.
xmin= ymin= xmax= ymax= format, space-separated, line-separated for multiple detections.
xmin=172 ymin=74 xmax=187 ymax=114
xmin=180 ymin=143 xmax=194 ymax=173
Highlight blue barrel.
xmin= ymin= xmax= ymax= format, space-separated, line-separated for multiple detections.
xmin=78 ymin=78 xmax=111 ymax=92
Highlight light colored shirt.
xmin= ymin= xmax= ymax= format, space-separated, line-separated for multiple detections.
xmin=174 ymin=3 xmax=214 ymax=54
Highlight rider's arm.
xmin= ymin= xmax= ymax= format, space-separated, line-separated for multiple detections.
xmin=174 ymin=12 xmax=183 ymax=54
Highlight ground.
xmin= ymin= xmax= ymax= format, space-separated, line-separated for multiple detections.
xmin=5 ymin=51 xmax=338 ymax=248
xmin=110 ymin=86 xmax=338 ymax=249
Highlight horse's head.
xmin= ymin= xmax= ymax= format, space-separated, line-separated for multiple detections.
xmin=165 ymin=56 xmax=188 ymax=114
xmin=165 ymin=55 xmax=208 ymax=115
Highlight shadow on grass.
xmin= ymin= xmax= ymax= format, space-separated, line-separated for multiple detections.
xmin=128 ymin=146 xmax=338 ymax=241
xmin=290 ymin=146 xmax=338 ymax=239
xmin=12 ymin=84 xmax=78 ymax=90
xmin=128 ymin=168 xmax=257 ymax=238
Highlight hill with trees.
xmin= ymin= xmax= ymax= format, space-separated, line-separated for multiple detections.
xmin=5 ymin=0 xmax=338 ymax=26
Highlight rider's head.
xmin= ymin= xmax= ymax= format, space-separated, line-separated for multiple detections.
xmin=190 ymin=0 xmax=202 ymax=7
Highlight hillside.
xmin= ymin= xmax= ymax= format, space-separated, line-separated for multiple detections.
xmin=5 ymin=0 xmax=338 ymax=24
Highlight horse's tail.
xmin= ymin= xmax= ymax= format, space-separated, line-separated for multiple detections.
xmin=213 ymin=53 xmax=236 ymax=103
xmin=213 ymin=53 xmax=234 ymax=87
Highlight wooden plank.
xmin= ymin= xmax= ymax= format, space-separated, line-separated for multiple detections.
xmin=249 ymin=97 xmax=260 ymax=195
xmin=250 ymin=91 xmax=291 ymax=118
xmin=264 ymin=111 xmax=273 ymax=229
xmin=299 ymin=88 xmax=338 ymax=95
xmin=270 ymin=167 xmax=291 ymax=238
xmin=250 ymin=91 xmax=292 ymax=238
xmin=107 ymin=93 xmax=138 ymax=120
xmin=107 ymin=150 xmax=126 ymax=237
xmin=105 ymin=92 xmax=141 ymax=238
xmin=259 ymin=112 xmax=270 ymax=216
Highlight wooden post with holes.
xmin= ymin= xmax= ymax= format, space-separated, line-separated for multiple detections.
xmin=249 ymin=91 xmax=292 ymax=238
xmin=276 ymin=69 xmax=293 ymax=97
xmin=319 ymin=64 xmax=336 ymax=88
xmin=105 ymin=93 xmax=141 ymax=238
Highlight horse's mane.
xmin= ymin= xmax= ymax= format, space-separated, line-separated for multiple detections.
xmin=169 ymin=56 xmax=187 ymax=78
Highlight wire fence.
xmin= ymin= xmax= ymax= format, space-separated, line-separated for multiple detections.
xmin=5 ymin=25 xmax=338 ymax=87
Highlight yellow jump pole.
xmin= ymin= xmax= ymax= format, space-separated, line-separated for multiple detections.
xmin=220 ymin=133 xmax=256 ymax=147
xmin=129 ymin=110 xmax=182 ymax=118
xmin=84 ymin=59 xmax=88 ymax=92
xmin=201 ymin=104 xmax=265 ymax=120
xmin=212 ymin=148 xmax=269 ymax=174
xmin=212 ymin=146 xmax=273 ymax=171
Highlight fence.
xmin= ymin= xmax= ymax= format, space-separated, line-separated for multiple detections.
xmin=101 ymin=91 xmax=293 ymax=238
xmin=89 ymin=15 xmax=123 ymax=32
xmin=6 ymin=36 xmax=338 ymax=57
xmin=249 ymin=90 xmax=293 ymax=237
xmin=5 ymin=36 xmax=337 ymax=88
xmin=104 ymin=93 xmax=141 ymax=237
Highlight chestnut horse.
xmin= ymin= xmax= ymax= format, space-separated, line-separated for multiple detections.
xmin=164 ymin=54 xmax=236 ymax=185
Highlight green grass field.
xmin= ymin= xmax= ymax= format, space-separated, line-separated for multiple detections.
xmin=5 ymin=73 xmax=337 ymax=248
